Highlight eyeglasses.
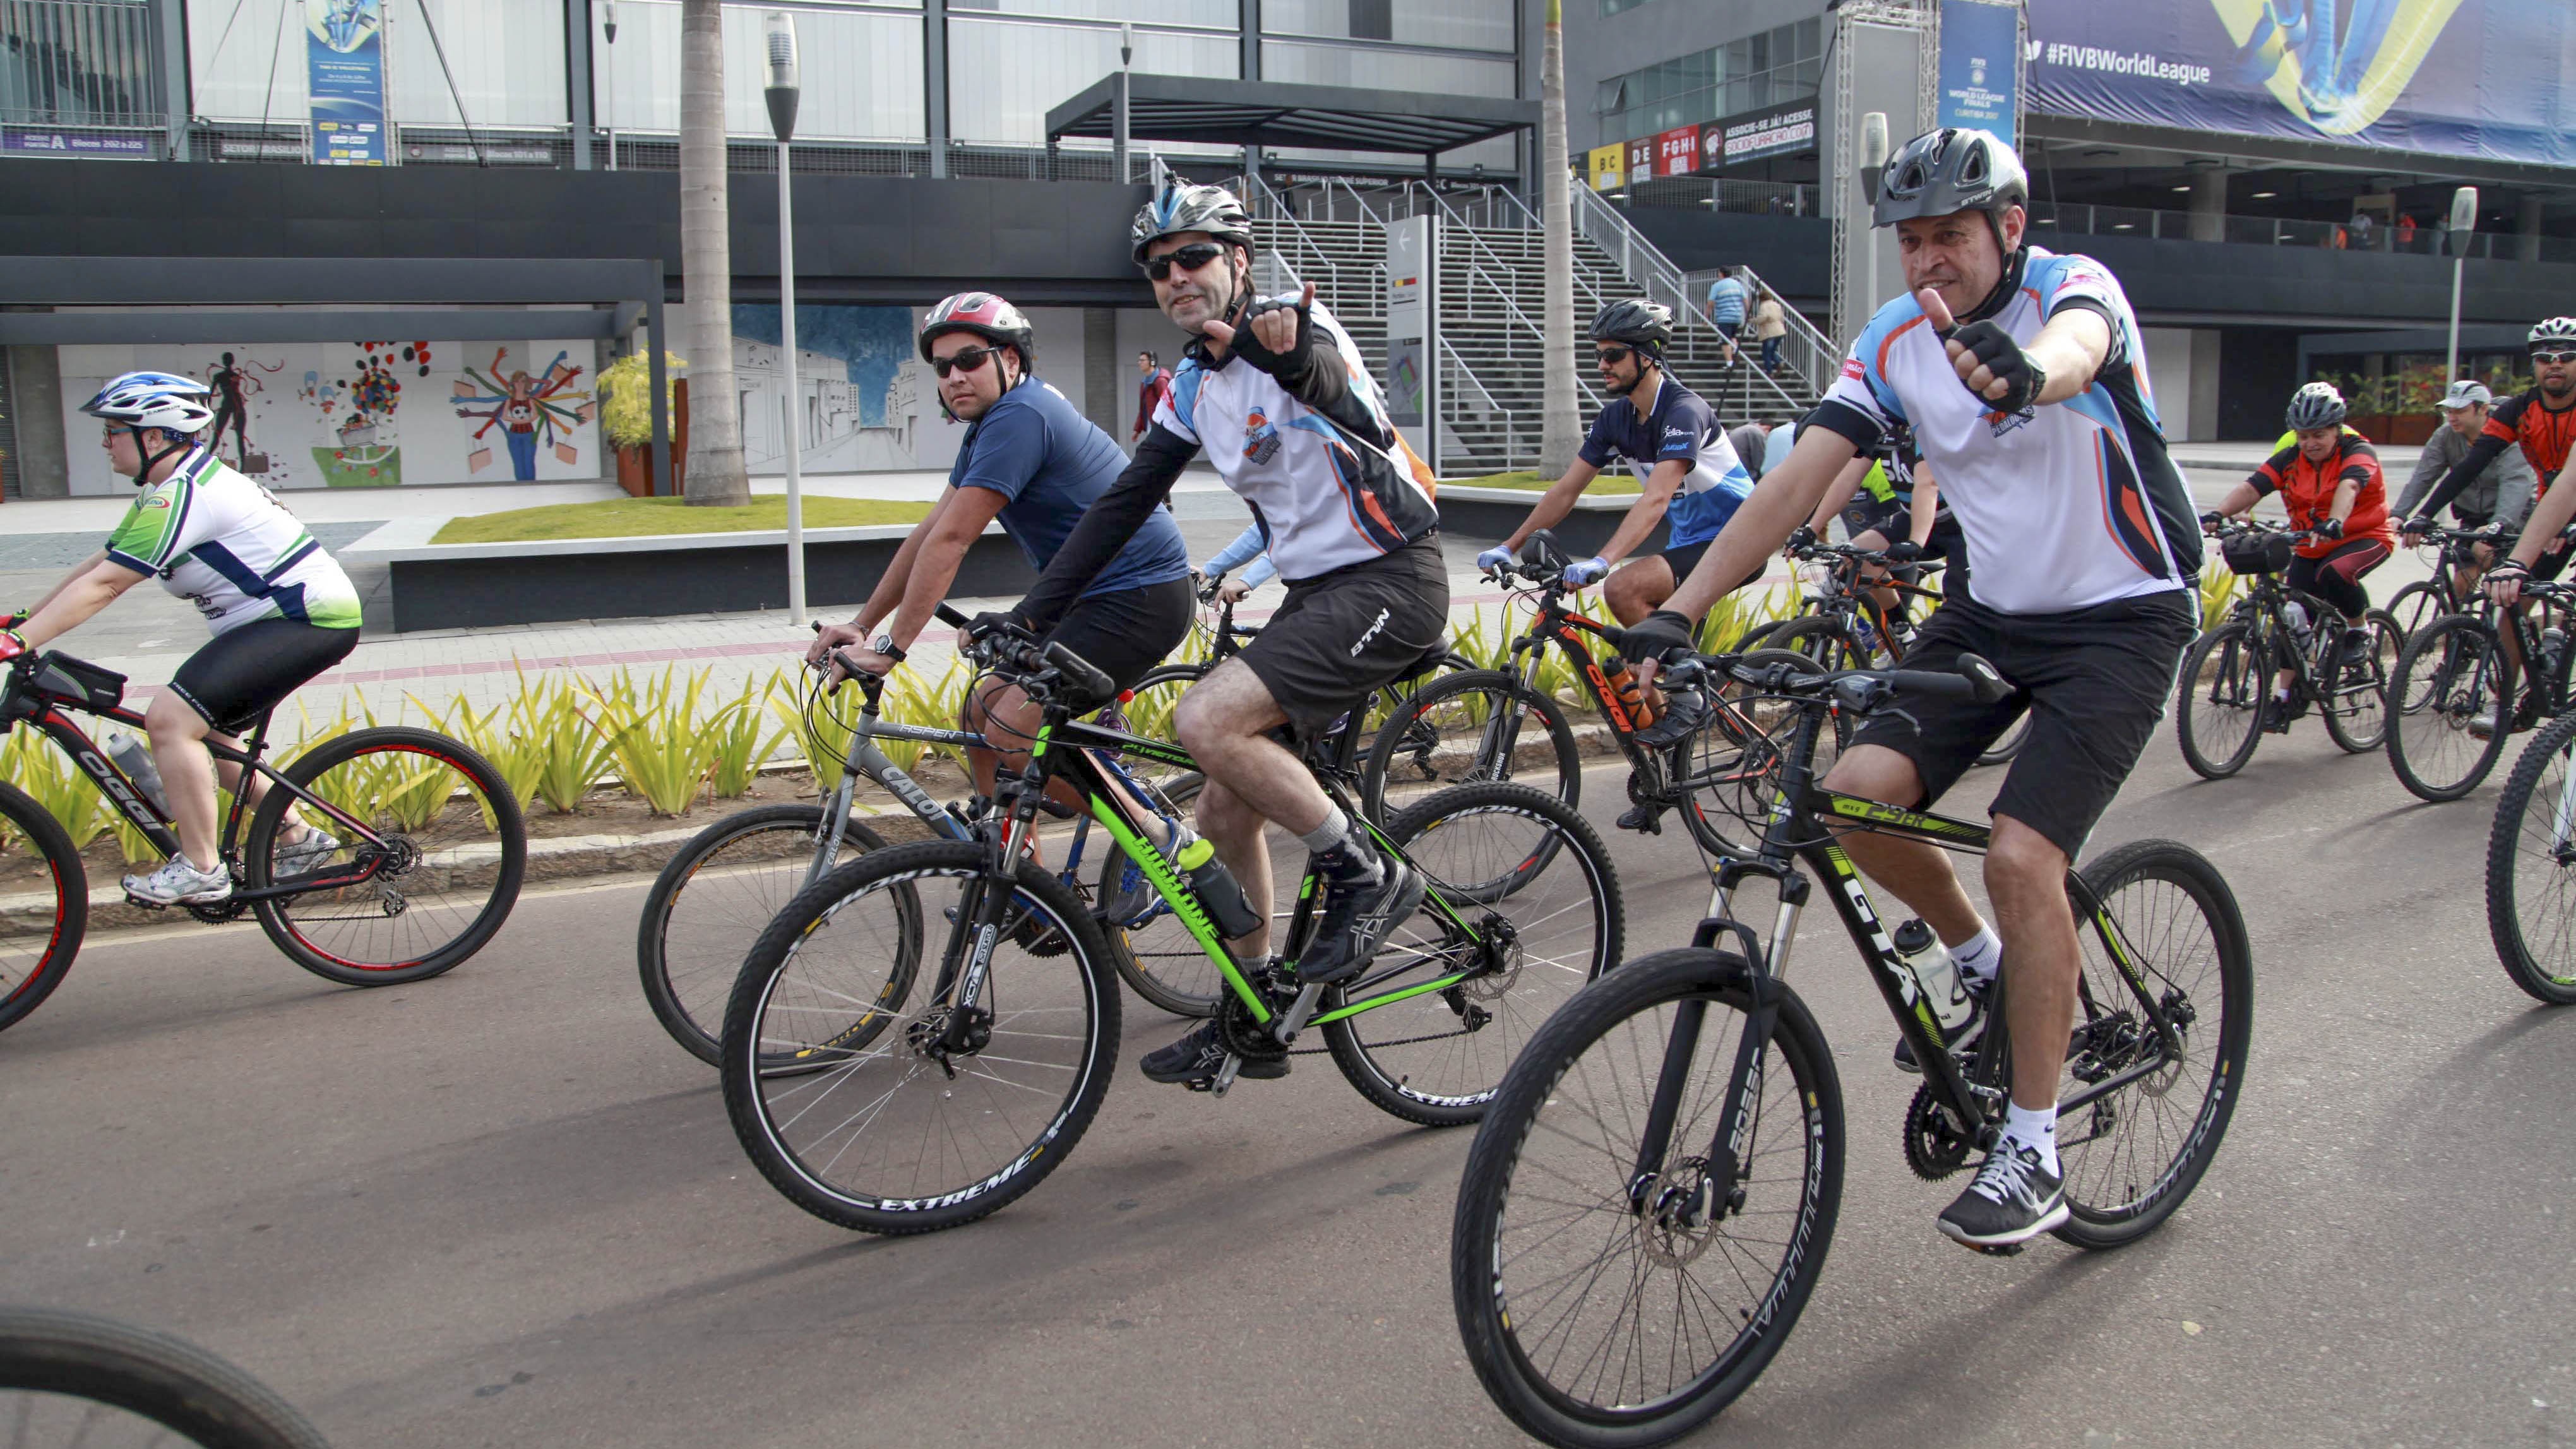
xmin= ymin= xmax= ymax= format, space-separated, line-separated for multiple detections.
xmin=1594 ymin=345 xmax=1635 ymax=366
xmin=931 ymin=346 xmax=1004 ymax=379
xmin=1143 ymin=242 xmax=1227 ymax=282
xmin=2534 ymin=350 xmax=2576 ymax=365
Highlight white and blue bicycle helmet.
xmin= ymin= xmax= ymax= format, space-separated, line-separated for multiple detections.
xmin=81 ymin=371 xmax=215 ymax=484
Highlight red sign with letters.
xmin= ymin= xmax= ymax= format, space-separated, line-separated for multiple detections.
xmin=1655 ymin=125 xmax=1700 ymax=177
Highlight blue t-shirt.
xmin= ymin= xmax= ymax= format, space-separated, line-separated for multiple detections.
xmin=1577 ymin=376 xmax=1755 ymax=550
xmin=951 ymin=377 xmax=1191 ymax=599
xmin=1705 ymin=277 xmax=1749 ymax=325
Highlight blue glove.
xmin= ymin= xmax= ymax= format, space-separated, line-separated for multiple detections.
xmin=1563 ymin=556 xmax=1611 ymax=588
xmin=1475 ymin=544 xmax=1515 ymax=573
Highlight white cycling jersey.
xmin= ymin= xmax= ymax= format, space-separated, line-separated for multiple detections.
xmin=105 ymin=447 xmax=362 ymax=634
xmin=1811 ymin=246 xmax=2202 ymax=615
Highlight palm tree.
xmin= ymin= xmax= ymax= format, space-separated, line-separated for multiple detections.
xmin=1539 ymin=0 xmax=1579 ymax=476
xmin=679 ymin=0 xmax=749 ymax=506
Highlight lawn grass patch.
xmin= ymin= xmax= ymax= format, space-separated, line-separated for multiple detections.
xmin=1445 ymin=469 xmax=1640 ymax=495
xmin=432 ymin=494 xmax=934 ymax=545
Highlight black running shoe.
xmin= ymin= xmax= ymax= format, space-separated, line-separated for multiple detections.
xmin=1936 ymin=1139 xmax=2068 ymax=1249
xmin=1614 ymin=804 xmax=1664 ymax=834
xmin=1138 ymin=1020 xmax=1289 ymax=1083
xmin=1291 ymin=856 xmax=1425 ymax=986
xmin=1892 ymin=975 xmax=1990 ymax=1073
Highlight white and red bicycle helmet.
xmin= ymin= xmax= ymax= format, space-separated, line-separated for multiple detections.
xmin=920 ymin=292 xmax=1035 ymax=369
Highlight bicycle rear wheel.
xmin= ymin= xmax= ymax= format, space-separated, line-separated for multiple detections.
xmin=637 ymin=803 xmax=906 ymax=1065
xmin=2174 ymin=620 xmax=2265 ymax=780
xmin=0 ymin=1305 xmax=330 ymax=1448
xmin=246 ymin=726 xmax=526 ymax=986
xmin=1092 ymin=773 xmax=1225 ymax=1018
xmin=2388 ymin=615 xmax=2512 ymax=801
xmin=1976 ymin=712 xmax=2032 ymax=766
xmin=2052 ymin=838 xmax=2253 ymax=1249
xmin=2383 ymin=580 xmax=2450 ymax=645
xmin=2319 ymin=611 xmax=2401 ymax=754
xmin=722 ymin=840 xmax=1119 ymax=1234
xmin=1323 ymin=782 xmax=1622 ymax=1128
xmin=1452 ymin=950 xmax=1843 ymax=1449
xmin=0 ymin=778 xmax=86 ymax=1035
xmin=2484 ymin=713 xmax=2576 ymax=1004
xmin=1357 ymin=668 xmax=1582 ymax=825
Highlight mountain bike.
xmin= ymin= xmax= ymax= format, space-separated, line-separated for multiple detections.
xmin=1758 ymin=538 xmax=2031 ymax=767
xmin=2388 ymin=573 xmax=2576 ymax=802
xmin=2486 ymin=705 xmax=2576 ymax=1005
xmin=1358 ymin=530 xmax=1828 ymax=851
xmin=0 ymin=1306 xmax=330 ymax=1448
xmin=2176 ymin=521 xmax=2400 ymax=779
xmin=2385 ymin=523 xmax=2496 ymax=642
xmin=638 ymin=612 xmax=1227 ymax=1064
xmin=1452 ymin=648 xmax=2251 ymax=1449
xmin=720 ymin=624 xmax=1625 ymax=1234
xmin=0 ymin=649 xmax=525 ymax=1034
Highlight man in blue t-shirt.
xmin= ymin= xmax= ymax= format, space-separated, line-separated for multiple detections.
xmin=1704 ymin=267 xmax=1749 ymax=369
xmin=812 ymin=291 xmax=1193 ymax=802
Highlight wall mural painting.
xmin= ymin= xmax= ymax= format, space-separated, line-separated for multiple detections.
xmin=730 ymin=304 xmax=936 ymax=473
xmin=452 ymin=348 xmax=593 ymax=480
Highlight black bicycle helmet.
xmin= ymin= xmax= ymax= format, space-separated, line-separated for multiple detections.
xmin=1873 ymin=127 xmax=2029 ymax=230
xmin=1589 ymin=299 xmax=1673 ymax=357
xmin=1131 ymin=180 xmax=1257 ymax=265
xmin=2284 ymin=381 xmax=2348 ymax=431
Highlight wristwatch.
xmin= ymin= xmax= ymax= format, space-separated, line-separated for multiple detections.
xmin=870 ymin=634 xmax=908 ymax=664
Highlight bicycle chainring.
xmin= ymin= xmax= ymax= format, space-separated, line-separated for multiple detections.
xmin=1903 ymin=1083 xmax=1976 ymax=1181
xmin=1217 ymin=989 xmax=1288 ymax=1065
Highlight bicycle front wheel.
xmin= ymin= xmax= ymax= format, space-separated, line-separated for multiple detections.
xmin=0 ymin=1305 xmax=330 ymax=1448
xmin=2485 ymin=713 xmax=2576 ymax=1004
xmin=2053 ymin=838 xmax=2253 ymax=1249
xmin=0 ymin=778 xmax=86 ymax=1035
xmin=1357 ymin=668 xmax=1582 ymax=825
xmin=2383 ymin=580 xmax=2449 ymax=644
xmin=1452 ymin=950 xmax=1843 ymax=1449
xmin=722 ymin=840 xmax=1119 ymax=1234
xmin=246 ymin=726 xmax=527 ymax=986
xmin=1322 ymin=782 xmax=1623 ymax=1128
xmin=1671 ymin=648 xmax=1833 ymax=854
xmin=638 ymin=803 xmax=907 ymax=1065
xmin=2174 ymin=620 xmax=2265 ymax=780
xmin=2388 ymin=615 xmax=2511 ymax=801
xmin=2319 ymin=610 xmax=2402 ymax=754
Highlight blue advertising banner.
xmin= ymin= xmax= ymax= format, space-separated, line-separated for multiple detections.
xmin=1939 ymin=0 xmax=2022 ymax=150
xmin=306 ymin=0 xmax=388 ymax=166
xmin=2027 ymin=0 xmax=2573 ymax=169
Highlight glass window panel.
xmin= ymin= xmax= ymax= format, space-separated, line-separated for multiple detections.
xmin=1261 ymin=39 xmax=1513 ymax=96
xmin=594 ymin=3 xmax=925 ymax=141
xmin=1392 ymin=0 xmax=1513 ymax=52
xmin=391 ymin=0 xmax=568 ymax=127
xmin=950 ymin=18 xmax=1235 ymax=144
xmin=188 ymin=0 xmax=306 ymax=121
xmin=979 ymin=0 xmax=1237 ymax=23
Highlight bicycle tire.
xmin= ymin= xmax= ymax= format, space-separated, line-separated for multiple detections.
xmin=1356 ymin=668 xmax=1582 ymax=826
xmin=0 ymin=779 xmax=85 ymax=1036
xmin=246 ymin=726 xmax=526 ymax=986
xmin=2388 ymin=614 xmax=2512 ymax=802
xmin=636 ymin=802 xmax=906 ymax=1066
xmin=2385 ymin=580 xmax=2451 ymax=645
xmin=2319 ymin=610 xmax=2401 ymax=754
xmin=1323 ymin=782 xmax=1623 ymax=1128
xmin=1452 ymin=949 xmax=1842 ymax=1449
xmin=1115 ymin=663 xmax=1205 ymax=796
xmin=1976 ymin=712 xmax=2032 ymax=766
xmin=2051 ymin=838 xmax=2253 ymax=1249
xmin=0 ymin=1305 xmax=330 ymax=1448
xmin=2484 ymin=712 xmax=2576 ymax=1005
xmin=1763 ymin=616 xmax=1871 ymax=676
xmin=1092 ymin=773 xmax=1227 ymax=1018
xmin=722 ymin=839 xmax=1119 ymax=1234
xmin=2174 ymin=621 xmax=2265 ymax=780
xmin=1671 ymin=648 xmax=1834 ymax=854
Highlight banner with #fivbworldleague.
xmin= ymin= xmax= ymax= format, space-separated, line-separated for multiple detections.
xmin=306 ymin=0 xmax=388 ymax=166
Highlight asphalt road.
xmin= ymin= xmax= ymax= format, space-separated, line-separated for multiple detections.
xmin=4 ymin=704 xmax=2570 ymax=1448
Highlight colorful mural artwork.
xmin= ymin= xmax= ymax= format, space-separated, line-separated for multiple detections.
xmin=730 ymin=304 xmax=926 ymax=473
xmin=453 ymin=348 xmax=593 ymax=480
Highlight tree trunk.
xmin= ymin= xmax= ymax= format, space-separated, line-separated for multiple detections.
xmin=1538 ymin=0 xmax=1580 ymax=478
xmin=679 ymin=0 xmax=749 ymax=506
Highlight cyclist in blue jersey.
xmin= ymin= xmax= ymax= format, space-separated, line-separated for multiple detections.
xmin=809 ymin=292 xmax=1193 ymax=807
xmin=1200 ymin=522 xmax=1279 ymax=604
xmin=1621 ymin=129 xmax=2203 ymax=1251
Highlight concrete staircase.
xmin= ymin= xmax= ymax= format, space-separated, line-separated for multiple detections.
xmin=1245 ymin=189 xmax=1823 ymax=476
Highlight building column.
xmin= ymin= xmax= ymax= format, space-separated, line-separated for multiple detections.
xmin=2190 ymin=170 xmax=2226 ymax=243
xmin=5 ymin=343 xmax=69 ymax=499
xmin=567 ymin=0 xmax=594 ymax=170
xmin=925 ymin=0 xmax=950 ymax=177
xmin=2519 ymin=195 xmax=2545 ymax=263
xmin=155 ymin=0 xmax=188 ymax=160
xmin=1241 ymin=0 xmax=1262 ymax=182
xmin=1082 ymin=309 xmax=1119 ymax=441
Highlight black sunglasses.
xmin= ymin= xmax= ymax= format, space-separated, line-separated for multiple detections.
xmin=931 ymin=345 xmax=1004 ymax=379
xmin=1594 ymin=345 xmax=1636 ymax=366
xmin=1143 ymin=241 xmax=1227 ymax=282
xmin=2535 ymin=350 xmax=2576 ymax=365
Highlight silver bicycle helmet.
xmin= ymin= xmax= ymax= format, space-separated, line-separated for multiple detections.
xmin=2529 ymin=317 xmax=2576 ymax=351
xmin=1131 ymin=180 xmax=1257 ymax=265
xmin=2284 ymin=381 xmax=2348 ymax=431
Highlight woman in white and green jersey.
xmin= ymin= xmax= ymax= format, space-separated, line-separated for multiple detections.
xmin=0 ymin=371 xmax=362 ymax=905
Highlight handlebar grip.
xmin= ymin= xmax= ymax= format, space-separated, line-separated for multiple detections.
xmin=1885 ymin=653 xmax=2012 ymax=704
xmin=1044 ymin=640 xmax=1117 ymax=705
xmin=933 ymin=602 xmax=972 ymax=629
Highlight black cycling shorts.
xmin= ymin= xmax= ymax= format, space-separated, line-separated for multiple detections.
xmin=2527 ymin=534 xmax=2576 ymax=583
xmin=168 ymin=617 xmax=360 ymax=734
xmin=1847 ymin=590 xmax=2196 ymax=862
xmin=1239 ymin=535 xmax=1450 ymax=741
xmin=1046 ymin=576 xmax=1195 ymax=695
xmin=1659 ymin=539 xmax=1768 ymax=599
xmin=1840 ymin=496 xmax=1902 ymax=542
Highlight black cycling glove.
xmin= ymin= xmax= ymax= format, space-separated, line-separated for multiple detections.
xmin=1224 ymin=295 xmax=1322 ymax=387
xmin=1785 ymin=525 xmax=1818 ymax=554
xmin=2311 ymin=517 xmax=2344 ymax=540
xmin=1947 ymin=319 xmax=2047 ymax=413
xmin=968 ymin=610 xmax=1034 ymax=642
xmin=1618 ymin=609 xmax=1697 ymax=668
xmin=1883 ymin=540 xmax=1923 ymax=563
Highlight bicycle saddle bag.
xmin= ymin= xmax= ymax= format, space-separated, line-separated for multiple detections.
xmin=2221 ymin=532 xmax=2294 ymax=576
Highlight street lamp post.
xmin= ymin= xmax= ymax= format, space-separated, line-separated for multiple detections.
xmin=1860 ymin=112 xmax=1889 ymax=316
xmin=601 ymin=1 xmax=617 ymax=170
xmin=765 ymin=11 xmax=805 ymax=626
xmin=2445 ymin=184 xmax=2478 ymax=387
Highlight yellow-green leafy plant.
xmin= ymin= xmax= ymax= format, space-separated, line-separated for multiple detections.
xmin=583 ymin=665 xmax=730 ymax=816
xmin=2199 ymin=566 xmax=2242 ymax=624
xmin=707 ymin=671 xmax=790 ymax=799
xmin=594 ymin=350 xmax=688 ymax=451
xmin=511 ymin=667 xmax=625 ymax=813
xmin=432 ymin=695 xmax=542 ymax=832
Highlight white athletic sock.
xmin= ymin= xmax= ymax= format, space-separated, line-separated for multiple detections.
xmin=2001 ymin=1102 xmax=2059 ymax=1177
xmin=1949 ymin=925 xmax=2002 ymax=986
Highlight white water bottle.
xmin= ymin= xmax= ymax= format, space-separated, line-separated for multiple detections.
xmin=1892 ymin=919 xmax=1974 ymax=1033
xmin=104 ymin=732 xmax=171 ymax=817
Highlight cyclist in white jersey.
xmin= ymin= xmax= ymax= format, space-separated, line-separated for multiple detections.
xmin=0 ymin=373 xmax=362 ymax=906
xmin=984 ymin=180 xmax=1448 ymax=1088
xmin=1619 ymin=129 xmax=2202 ymax=1251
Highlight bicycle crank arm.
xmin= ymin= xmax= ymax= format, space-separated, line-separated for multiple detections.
xmin=1269 ymin=983 xmax=1327 ymax=1046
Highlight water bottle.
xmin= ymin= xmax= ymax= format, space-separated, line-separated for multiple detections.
xmin=1892 ymin=919 xmax=1974 ymax=1033
xmin=2543 ymin=626 xmax=2568 ymax=681
xmin=1600 ymin=657 xmax=1662 ymax=729
xmin=1174 ymin=835 xmax=1264 ymax=939
xmin=104 ymin=732 xmax=171 ymax=818
xmin=2282 ymin=598 xmax=2314 ymax=656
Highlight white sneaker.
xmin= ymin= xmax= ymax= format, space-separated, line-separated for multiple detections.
xmin=273 ymin=825 xmax=343 ymax=877
xmin=124 ymin=855 xmax=233 ymax=905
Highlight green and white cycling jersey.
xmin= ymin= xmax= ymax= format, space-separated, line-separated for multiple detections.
xmin=104 ymin=447 xmax=362 ymax=635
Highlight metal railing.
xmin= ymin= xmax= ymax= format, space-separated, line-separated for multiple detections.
xmin=1 ymin=0 xmax=163 ymax=128
xmin=1679 ymin=264 xmax=1835 ymax=397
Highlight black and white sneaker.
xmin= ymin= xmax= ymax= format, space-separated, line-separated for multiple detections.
xmin=1936 ymin=1140 xmax=2068 ymax=1249
xmin=1892 ymin=976 xmax=1990 ymax=1073
xmin=1291 ymin=856 xmax=1424 ymax=986
xmin=1138 ymin=1021 xmax=1289 ymax=1084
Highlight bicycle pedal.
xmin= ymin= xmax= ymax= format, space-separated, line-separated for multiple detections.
xmin=119 ymin=893 xmax=167 ymax=910
xmin=1966 ymin=1241 xmax=2028 ymax=1258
